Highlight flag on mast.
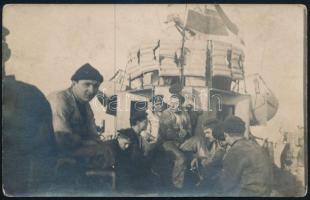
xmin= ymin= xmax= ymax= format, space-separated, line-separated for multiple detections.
xmin=185 ymin=4 xmax=245 ymax=45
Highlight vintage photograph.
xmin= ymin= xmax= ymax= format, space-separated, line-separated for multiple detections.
xmin=2 ymin=4 xmax=307 ymax=197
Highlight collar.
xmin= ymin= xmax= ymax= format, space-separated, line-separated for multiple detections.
xmin=68 ymin=87 xmax=86 ymax=105
xmin=168 ymin=107 xmax=183 ymax=113
xmin=230 ymin=137 xmax=245 ymax=148
xmin=132 ymin=126 xmax=140 ymax=136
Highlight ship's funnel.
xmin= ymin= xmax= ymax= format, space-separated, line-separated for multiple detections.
xmin=246 ymin=74 xmax=279 ymax=126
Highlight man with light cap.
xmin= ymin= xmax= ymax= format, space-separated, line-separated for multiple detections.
xmin=48 ymin=63 xmax=104 ymax=157
xmin=216 ymin=116 xmax=273 ymax=196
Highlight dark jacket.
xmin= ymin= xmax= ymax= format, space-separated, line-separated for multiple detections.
xmin=217 ymin=138 xmax=273 ymax=196
xmin=115 ymin=128 xmax=149 ymax=192
xmin=121 ymin=128 xmax=144 ymax=162
xmin=72 ymin=139 xmax=122 ymax=170
xmin=3 ymin=76 xmax=57 ymax=195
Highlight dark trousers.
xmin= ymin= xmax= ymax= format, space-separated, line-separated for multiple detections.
xmin=162 ymin=141 xmax=187 ymax=189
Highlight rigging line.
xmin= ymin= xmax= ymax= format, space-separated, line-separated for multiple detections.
xmin=120 ymin=62 xmax=129 ymax=91
xmin=180 ymin=3 xmax=188 ymax=87
xmin=182 ymin=3 xmax=188 ymax=25
xmin=258 ymin=74 xmax=274 ymax=93
xmin=113 ymin=4 xmax=117 ymax=131
xmin=113 ymin=4 xmax=117 ymax=94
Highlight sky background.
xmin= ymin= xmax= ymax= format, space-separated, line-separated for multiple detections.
xmin=3 ymin=4 xmax=306 ymax=141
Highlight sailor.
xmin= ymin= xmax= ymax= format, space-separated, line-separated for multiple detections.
xmin=73 ymin=129 xmax=132 ymax=171
xmin=141 ymin=95 xmax=166 ymax=156
xmin=115 ymin=112 xmax=150 ymax=192
xmin=216 ymin=116 xmax=273 ymax=196
xmin=185 ymin=103 xmax=203 ymax=134
xmin=48 ymin=63 xmax=104 ymax=158
xmin=180 ymin=119 xmax=226 ymax=179
xmin=159 ymin=92 xmax=192 ymax=189
xmin=3 ymin=26 xmax=57 ymax=195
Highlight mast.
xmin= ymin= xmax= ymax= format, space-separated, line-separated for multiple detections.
xmin=168 ymin=5 xmax=191 ymax=90
xmin=179 ymin=23 xmax=186 ymax=89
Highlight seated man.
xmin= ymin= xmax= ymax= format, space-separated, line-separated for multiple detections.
xmin=180 ymin=119 xmax=227 ymax=189
xmin=72 ymin=130 xmax=132 ymax=171
xmin=141 ymin=95 xmax=166 ymax=156
xmin=72 ymin=129 xmax=133 ymax=192
xmin=158 ymin=93 xmax=192 ymax=189
xmin=115 ymin=112 xmax=153 ymax=192
xmin=48 ymin=63 xmax=104 ymax=153
xmin=216 ymin=116 xmax=273 ymax=196
xmin=3 ymin=26 xmax=57 ymax=196
xmin=48 ymin=63 xmax=105 ymax=181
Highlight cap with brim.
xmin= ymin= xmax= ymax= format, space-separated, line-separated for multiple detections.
xmin=203 ymin=118 xmax=220 ymax=127
xmin=117 ymin=129 xmax=132 ymax=141
xmin=222 ymin=116 xmax=245 ymax=134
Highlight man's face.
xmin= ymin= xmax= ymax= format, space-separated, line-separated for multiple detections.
xmin=219 ymin=140 xmax=228 ymax=147
xmin=224 ymin=132 xmax=232 ymax=145
xmin=118 ymin=137 xmax=131 ymax=150
xmin=169 ymin=96 xmax=180 ymax=112
xmin=72 ymin=80 xmax=100 ymax=102
xmin=203 ymin=127 xmax=215 ymax=142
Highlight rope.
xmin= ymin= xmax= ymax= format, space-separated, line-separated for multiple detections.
xmin=119 ymin=62 xmax=129 ymax=91
xmin=179 ymin=3 xmax=189 ymax=88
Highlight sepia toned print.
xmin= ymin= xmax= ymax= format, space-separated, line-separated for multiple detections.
xmin=2 ymin=4 xmax=306 ymax=197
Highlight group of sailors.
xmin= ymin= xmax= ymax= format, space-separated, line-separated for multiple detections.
xmin=46 ymin=63 xmax=273 ymax=196
xmin=2 ymin=26 xmax=280 ymax=196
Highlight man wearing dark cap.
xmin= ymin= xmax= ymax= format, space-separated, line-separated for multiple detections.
xmin=114 ymin=112 xmax=151 ymax=192
xmin=48 ymin=63 xmax=103 ymax=183
xmin=158 ymin=92 xmax=192 ymax=189
xmin=128 ymin=111 xmax=148 ymax=160
xmin=48 ymin=63 xmax=103 ymax=153
xmin=3 ymin=26 xmax=57 ymax=195
xmin=47 ymin=63 xmax=108 ymax=190
xmin=216 ymin=116 xmax=273 ymax=196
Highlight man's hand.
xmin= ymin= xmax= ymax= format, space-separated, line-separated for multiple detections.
xmin=142 ymin=130 xmax=157 ymax=143
xmin=179 ymin=128 xmax=187 ymax=138
xmin=146 ymin=135 xmax=157 ymax=143
xmin=190 ymin=157 xmax=199 ymax=170
xmin=201 ymin=158 xmax=210 ymax=168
